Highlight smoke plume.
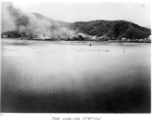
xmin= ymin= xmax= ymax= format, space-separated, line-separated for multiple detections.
xmin=1 ymin=2 xmax=77 ymax=39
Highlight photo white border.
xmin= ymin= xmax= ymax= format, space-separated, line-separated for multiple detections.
xmin=0 ymin=0 xmax=151 ymax=120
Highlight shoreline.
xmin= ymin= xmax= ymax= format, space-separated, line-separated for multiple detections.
xmin=1 ymin=38 xmax=151 ymax=42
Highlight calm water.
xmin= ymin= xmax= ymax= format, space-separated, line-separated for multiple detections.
xmin=1 ymin=39 xmax=151 ymax=113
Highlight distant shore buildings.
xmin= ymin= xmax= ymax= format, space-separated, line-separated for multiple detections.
xmin=1 ymin=32 xmax=151 ymax=43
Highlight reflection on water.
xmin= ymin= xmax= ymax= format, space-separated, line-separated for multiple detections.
xmin=1 ymin=39 xmax=151 ymax=113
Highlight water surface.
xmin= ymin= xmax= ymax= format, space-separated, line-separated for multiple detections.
xmin=1 ymin=39 xmax=151 ymax=113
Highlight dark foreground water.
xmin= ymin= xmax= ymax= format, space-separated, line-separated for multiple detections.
xmin=1 ymin=39 xmax=151 ymax=113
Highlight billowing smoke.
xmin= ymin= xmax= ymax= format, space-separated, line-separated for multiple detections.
xmin=2 ymin=2 xmax=17 ymax=32
xmin=2 ymin=2 xmax=78 ymax=39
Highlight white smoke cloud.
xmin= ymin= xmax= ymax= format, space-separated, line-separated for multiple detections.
xmin=18 ymin=13 xmax=53 ymax=38
xmin=1 ymin=2 xmax=78 ymax=39
xmin=2 ymin=2 xmax=17 ymax=32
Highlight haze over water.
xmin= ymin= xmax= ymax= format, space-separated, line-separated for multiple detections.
xmin=1 ymin=39 xmax=151 ymax=113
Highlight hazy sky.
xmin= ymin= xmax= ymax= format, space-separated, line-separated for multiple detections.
xmin=13 ymin=2 xmax=151 ymax=27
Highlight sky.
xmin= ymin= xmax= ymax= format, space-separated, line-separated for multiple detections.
xmin=6 ymin=1 xmax=152 ymax=27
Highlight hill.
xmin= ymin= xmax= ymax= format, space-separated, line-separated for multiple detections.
xmin=70 ymin=20 xmax=151 ymax=40
xmin=2 ymin=12 xmax=151 ymax=40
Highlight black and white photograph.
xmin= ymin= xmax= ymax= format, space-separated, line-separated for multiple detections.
xmin=1 ymin=0 xmax=151 ymax=114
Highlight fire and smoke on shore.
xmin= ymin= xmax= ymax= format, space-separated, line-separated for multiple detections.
xmin=2 ymin=2 xmax=151 ymax=42
xmin=2 ymin=2 xmax=90 ymax=40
